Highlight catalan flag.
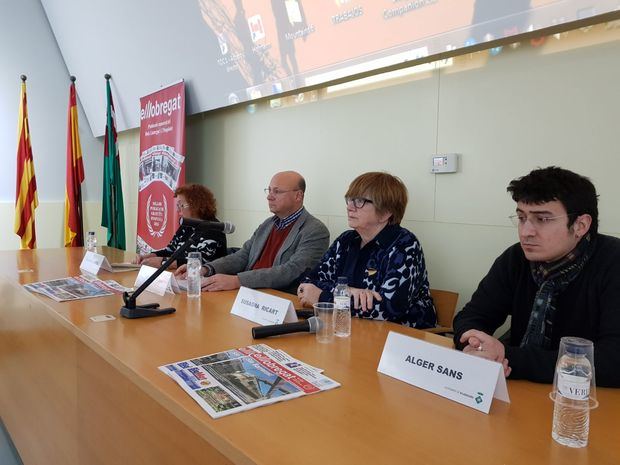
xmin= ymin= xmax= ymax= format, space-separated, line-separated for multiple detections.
xmin=101 ymin=75 xmax=126 ymax=250
xmin=14 ymin=76 xmax=38 ymax=249
xmin=64 ymin=77 xmax=85 ymax=247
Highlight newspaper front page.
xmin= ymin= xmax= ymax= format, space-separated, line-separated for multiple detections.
xmin=24 ymin=275 xmax=128 ymax=302
xmin=160 ymin=344 xmax=339 ymax=418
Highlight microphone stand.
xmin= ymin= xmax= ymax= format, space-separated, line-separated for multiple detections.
xmin=120 ymin=231 xmax=201 ymax=319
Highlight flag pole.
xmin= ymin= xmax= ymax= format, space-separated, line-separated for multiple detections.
xmin=104 ymin=73 xmax=116 ymax=247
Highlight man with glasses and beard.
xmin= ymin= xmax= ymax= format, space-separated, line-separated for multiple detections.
xmin=454 ymin=167 xmax=620 ymax=387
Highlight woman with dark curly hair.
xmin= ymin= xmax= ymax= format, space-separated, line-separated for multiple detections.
xmin=297 ymin=172 xmax=436 ymax=328
xmin=134 ymin=184 xmax=227 ymax=269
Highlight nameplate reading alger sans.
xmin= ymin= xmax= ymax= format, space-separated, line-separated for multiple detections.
xmin=230 ymin=287 xmax=297 ymax=326
xmin=377 ymin=331 xmax=510 ymax=414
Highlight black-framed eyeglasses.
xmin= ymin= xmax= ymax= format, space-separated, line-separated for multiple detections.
xmin=345 ymin=197 xmax=373 ymax=208
xmin=264 ymin=187 xmax=300 ymax=196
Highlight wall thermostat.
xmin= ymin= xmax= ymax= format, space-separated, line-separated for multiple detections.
xmin=431 ymin=153 xmax=459 ymax=173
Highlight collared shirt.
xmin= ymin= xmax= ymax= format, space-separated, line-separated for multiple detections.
xmin=273 ymin=207 xmax=304 ymax=231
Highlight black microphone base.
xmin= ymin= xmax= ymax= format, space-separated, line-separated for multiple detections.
xmin=120 ymin=305 xmax=176 ymax=319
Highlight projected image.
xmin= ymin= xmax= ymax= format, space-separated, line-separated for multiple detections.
xmin=193 ymin=0 xmax=597 ymax=106
xmin=43 ymin=0 xmax=619 ymax=135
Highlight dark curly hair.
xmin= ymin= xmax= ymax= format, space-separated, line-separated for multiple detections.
xmin=174 ymin=184 xmax=217 ymax=220
xmin=507 ymin=166 xmax=598 ymax=234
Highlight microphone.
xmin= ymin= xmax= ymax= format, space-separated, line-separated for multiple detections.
xmin=252 ymin=316 xmax=322 ymax=339
xmin=180 ymin=218 xmax=236 ymax=234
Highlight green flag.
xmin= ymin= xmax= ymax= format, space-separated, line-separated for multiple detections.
xmin=101 ymin=77 xmax=126 ymax=250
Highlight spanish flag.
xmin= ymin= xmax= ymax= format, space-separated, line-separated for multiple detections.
xmin=64 ymin=77 xmax=85 ymax=247
xmin=14 ymin=76 xmax=38 ymax=249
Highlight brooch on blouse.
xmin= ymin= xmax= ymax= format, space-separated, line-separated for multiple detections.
xmin=366 ymin=268 xmax=377 ymax=277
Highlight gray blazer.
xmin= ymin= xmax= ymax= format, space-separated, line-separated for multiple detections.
xmin=209 ymin=209 xmax=329 ymax=292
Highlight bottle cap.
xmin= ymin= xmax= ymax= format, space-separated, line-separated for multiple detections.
xmin=565 ymin=345 xmax=587 ymax=355
xmin=337 ymin=276 xmax=348 ymax=285
xmin=561 ymin=336 xmax=592 ymax=356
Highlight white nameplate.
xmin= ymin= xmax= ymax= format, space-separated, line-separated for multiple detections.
xmin=80 ymin=251 xmax=138 ymax=275
xmin=230 ymin=287 xmax=297 ymax=326
xmin=80 ymin=251 xmax=111 ymax=275
xmin=378 ymin=331 xmax=510 ymax=414
xmin=134 ymin=265 xmax=180 ymax=296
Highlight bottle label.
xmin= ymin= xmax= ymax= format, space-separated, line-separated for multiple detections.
xmin=557 ymin=373 xmax=590 ymax=400
xmin=334 ymin=295 xmax=349 ymax=310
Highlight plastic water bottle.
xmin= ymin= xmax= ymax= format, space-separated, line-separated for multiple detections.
xmin=86 ymin=231 xmax=97 ymax=253
xmin=551 ymin=348 xmax=592 ymax=447
xmin=186 ymin=252 xmax=202 ymax=299
xmin=333 ymin=276 xmax=351 ymax=337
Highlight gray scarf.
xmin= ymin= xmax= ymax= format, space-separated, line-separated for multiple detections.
xmin=520 ymin=234 xmax=593 ymax=348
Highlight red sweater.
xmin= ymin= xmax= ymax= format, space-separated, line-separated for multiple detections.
xmin=252 ymin=223 xmax=294 ymax=270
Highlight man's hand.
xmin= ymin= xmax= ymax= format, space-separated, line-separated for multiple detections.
xmin=202 ymin=274 xmax=240 ymax=292
xmin=297 ymin=283 xmax=322 ymax=308
xmin=502 ymin=358 xmax=512 ymax=378
xmin=460 ymin=329 xmax=506 ymax=362
xmin=349 ymin=287 xmax=382 ymax=312
xmin=461 ymin=329 xmax=511 ymax=377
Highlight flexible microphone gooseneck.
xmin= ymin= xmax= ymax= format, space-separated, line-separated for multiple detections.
xmin=180 ymin=218 xmax=236 ymax=234
xmin=120 ymin=231 xmax=203 ymax=319
xmin=251 ymin=316 xmax=322 ymax=339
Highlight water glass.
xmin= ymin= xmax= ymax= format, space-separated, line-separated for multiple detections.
xmin=550 ymin=337 xmax=598 ymax=448
xmin=313 ymin=302 xmax=334 ymax=343
xmin=186 ymin=252 xmax=202 ymax=299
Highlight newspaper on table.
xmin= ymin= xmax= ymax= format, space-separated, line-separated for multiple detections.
xmin=159 ymin=344 xmax=339 ymax=418
xmin=24 ymin=275 xmax=130 ymax=302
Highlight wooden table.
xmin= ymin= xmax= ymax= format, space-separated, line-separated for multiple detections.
xmin=0 ymin=248 xmax=618 ymax=465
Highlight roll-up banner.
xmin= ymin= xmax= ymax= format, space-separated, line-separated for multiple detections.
xmin=137 ymin=80 xmax=186 ymax=254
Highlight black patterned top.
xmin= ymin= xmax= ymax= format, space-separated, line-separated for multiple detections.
xmin=305 ymin=224 xmax=436 ymax=328
xmin=154 ymin=222 xmax=227 ymax=266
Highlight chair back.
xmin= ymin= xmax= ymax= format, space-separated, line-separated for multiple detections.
xmin=427 ymin=289 xmax=459 ymax=334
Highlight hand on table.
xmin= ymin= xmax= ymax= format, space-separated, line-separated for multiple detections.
xmin=297 ymin=283 xmax=322 ymax=308
xmin=201 ymin=274 xmax=240 ymax=292
xmin=349 ymin=287 xmax=382 ymax=312
xmin=461 ymin=329 xmax=511 ymax=377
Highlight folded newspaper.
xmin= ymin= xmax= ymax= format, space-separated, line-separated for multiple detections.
xmin=24 ymin=275 xmax=129 ymax=302
xmin=159 ymin=344 xmax=340 ymax=418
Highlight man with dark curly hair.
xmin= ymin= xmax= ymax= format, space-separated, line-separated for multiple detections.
xmin=454 ymin=167 xmax=620 ymax=387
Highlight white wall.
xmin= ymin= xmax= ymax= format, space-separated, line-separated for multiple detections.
xmin=0 ymin=0 xmax=104 ymax=248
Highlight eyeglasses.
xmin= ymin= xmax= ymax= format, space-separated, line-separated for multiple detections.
xmin=509 ymin=213 xmax=573 ymax=228
xmin=345 ymin=197 xmax=373 ymax=209
xmin=176 ymin=202 xmax=190 ymax=210
xmin=264 ymin=187 xmax=300 ymax=196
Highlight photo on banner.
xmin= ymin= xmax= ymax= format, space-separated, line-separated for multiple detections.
xmin=136 ymin=80 xmax=186 ymax=254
